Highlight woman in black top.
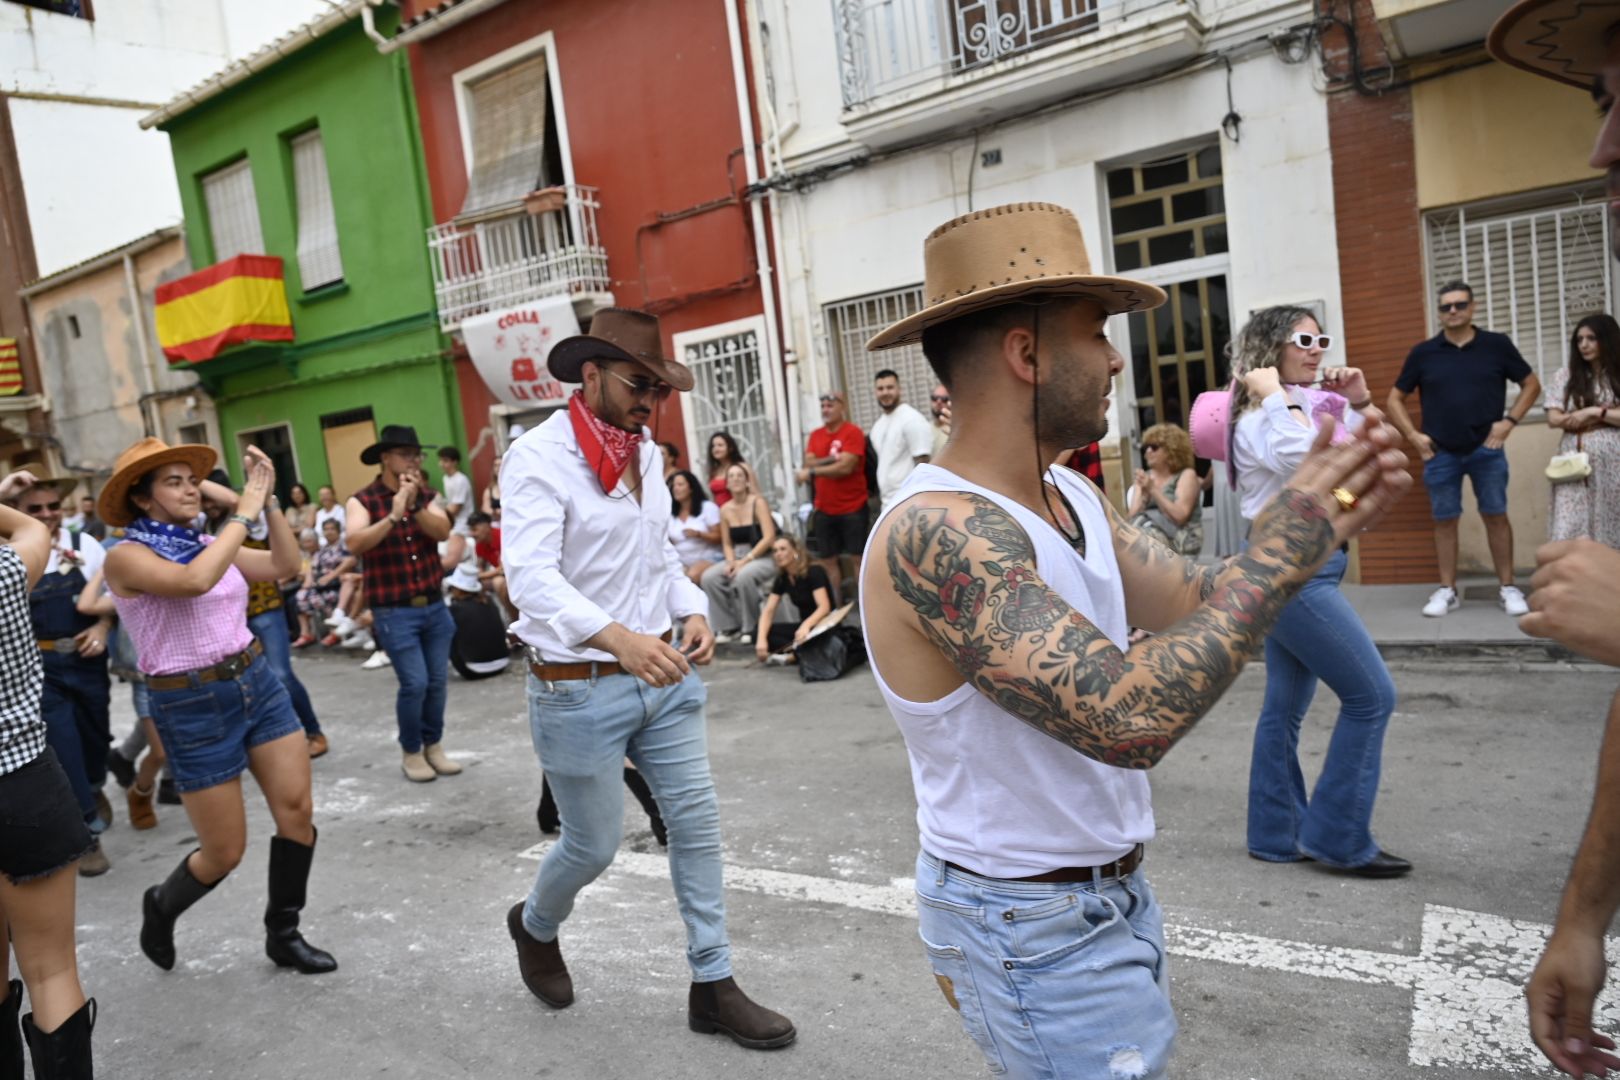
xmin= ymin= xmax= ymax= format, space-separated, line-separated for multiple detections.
xmin=756 ymin=535 xmax=833 ymax=662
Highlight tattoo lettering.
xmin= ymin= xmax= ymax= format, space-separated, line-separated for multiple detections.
xmin=884 ymin=486 xmax=1335 ymax=770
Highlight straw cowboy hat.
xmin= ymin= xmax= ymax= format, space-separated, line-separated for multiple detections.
xmin=360 ymin=424 xmax=436 ymax=467
xmin=1489 ymin=0 xmax=1618 ymax=89
xmin=98 ymin=437 xmax=217 ymax=527
xmin=547 ymin=307 xmax=695 ymax=392
xmin=867 ymin=202 xmax=1167 ymax=351
xmin=3 ymin=461 xmax=80 ymax=503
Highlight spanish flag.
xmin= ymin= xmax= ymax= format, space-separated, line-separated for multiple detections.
xmin=154 ymin=254 xmax=294 ymax=364
xmin=0 ymin=339 xmax=20 ymax=396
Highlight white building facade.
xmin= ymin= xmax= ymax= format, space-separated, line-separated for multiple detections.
xmin=752 ymin=0 xmax=1345 ymax=496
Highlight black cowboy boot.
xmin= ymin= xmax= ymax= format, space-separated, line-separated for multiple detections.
xmin=506 ymin=904 xmax=573 ymax=1008
xmin=622 ymin=768 xmax=667 ymax=846
xmin=689 ymin=977 xmax=795 ymax=1049
xmin=264 ymin=831 xmax=337 ymax=974
xmin=0 ymin=980 xmax=22 ymax=1080
xmin=140 ymin=853 xmax=222 ymax=971
xmin=537 ymin=775 xmax=559 ymax=836
xmin=21 ymin=998 xmax=94 ymax=1080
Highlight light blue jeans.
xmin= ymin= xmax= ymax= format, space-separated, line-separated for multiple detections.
xmin=522 ymin=669 xmax=731 ymax=982
xmin=1247 ymin=548 xmax=1398 ymax=867
xmin=915 ymin=850 xmax=1175 ymax=1079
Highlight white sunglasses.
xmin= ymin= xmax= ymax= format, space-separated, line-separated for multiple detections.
xmin=1290 ymin=332 xmax=1333 ymax=350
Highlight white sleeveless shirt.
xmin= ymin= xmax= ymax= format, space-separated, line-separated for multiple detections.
xmin=862 ymin=464 xmax=1154 ymax=877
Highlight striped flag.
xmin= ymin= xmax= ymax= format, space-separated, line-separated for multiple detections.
xmin=154 ymin=254 xmax=294 ymax=363
xmin=0 ymin=339 xmax=20 ymax=396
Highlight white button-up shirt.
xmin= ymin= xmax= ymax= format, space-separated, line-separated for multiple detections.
xmin=502 ymin=409 xmax=709 ymax=663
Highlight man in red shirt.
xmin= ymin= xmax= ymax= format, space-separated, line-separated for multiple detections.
xmin=795 ymin=391 xmax=867 ymax=601
xmin=468 ymin=510 xmax=513 ymax=619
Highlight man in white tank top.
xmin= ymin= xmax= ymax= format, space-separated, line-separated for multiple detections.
xmin=859 ymin=203 xmax=1413 ymax=1079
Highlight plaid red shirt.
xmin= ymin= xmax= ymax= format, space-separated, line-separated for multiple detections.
xmin=1062 ymin=443 xmax=1105 ymax=491
xmin=354 ymin=476 xmax=444 ymax=606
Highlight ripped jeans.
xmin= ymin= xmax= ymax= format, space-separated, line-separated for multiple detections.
xmin=915 ymin=850 xmax=1175 ymax=1079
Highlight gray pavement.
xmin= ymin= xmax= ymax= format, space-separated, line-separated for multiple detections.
xmin=1344 ymin=576 xmax=1566 ymax=659
xmin=74 ymin=645 xmax=1619 ymax=1079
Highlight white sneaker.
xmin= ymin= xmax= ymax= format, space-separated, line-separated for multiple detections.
xmin=765 ymin=652 xmax=791 ymax=666
xmin=328 ymin=612 xmax=355 ymax=634
xmin=1422 ymin=587 xmax=1459 ymax=618
xmin=1500 ymin=584 xmax=1530 ymax=617
xmin=361 ymin=649 xmax=392 ymax=670
xmin=737 ymin=633 xmax=753 ymax=646
xmin=713 ymin=631 xmax=737 ymax=645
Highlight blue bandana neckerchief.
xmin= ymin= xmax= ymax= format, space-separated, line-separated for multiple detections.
xmin=123 ymin=516 xmax=208 ymax=565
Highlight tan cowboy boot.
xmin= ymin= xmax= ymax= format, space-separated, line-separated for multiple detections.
xmin=401 ymin=750 xmax=435 ymax=783
xmin=423 ymin=743 xmax=462 ymax=776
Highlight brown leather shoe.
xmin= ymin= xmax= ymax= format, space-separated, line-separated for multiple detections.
xmin=688 ymin=977 xmax=795 ymax=1049
xmin=127 ymin=784 xmax=158 ymax=830
xmin=506 ymin=903 xmax=573 ymax=1008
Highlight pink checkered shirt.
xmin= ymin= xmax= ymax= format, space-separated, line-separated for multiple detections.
xmin=114 ymin=536 xmax=255 ymax=676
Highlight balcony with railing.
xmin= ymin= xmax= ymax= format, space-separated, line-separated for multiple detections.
xmin=428 ymin=184 xmax=612 ymax=333
xmin=833 ymin=0 xmax=1205 ymax=147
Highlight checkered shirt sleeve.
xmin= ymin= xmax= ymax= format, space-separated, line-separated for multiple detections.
xmin=0 ymin=546 xmax=46 ymax=777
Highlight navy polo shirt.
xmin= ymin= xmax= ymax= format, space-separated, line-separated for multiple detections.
xmin=1393 ymin=329 xmax=1533 ymax=455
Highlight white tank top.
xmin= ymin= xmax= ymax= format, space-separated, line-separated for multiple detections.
xmin=862 ymin=464 xmax=1154 ymax=877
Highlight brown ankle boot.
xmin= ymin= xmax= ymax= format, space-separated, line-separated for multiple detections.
xmin=127 ymin=784 xmax=157 ymax=830
xmin=688 ymin=977 xmax=796 ymax=1049
xmin=506 ymin=903 xmax=573 ymax=1008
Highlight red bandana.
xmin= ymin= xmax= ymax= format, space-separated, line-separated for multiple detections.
xmin=569 ymin=389 xmax=644 ymax=493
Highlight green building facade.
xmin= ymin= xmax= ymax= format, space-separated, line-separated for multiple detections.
xmin=153 ymin=10 xmax=460 ymax=502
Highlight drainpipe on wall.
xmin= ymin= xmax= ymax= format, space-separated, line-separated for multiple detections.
xmin=724 ymin=0 xmax=796 ymax=501
xmin=122 ymin=253 xmax=160 ymax=438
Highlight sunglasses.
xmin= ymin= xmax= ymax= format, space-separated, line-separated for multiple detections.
xmin=1438 ymin=301 xmax=1471 ymax=313
xmin=1290 ymin=332 xmax=1333 ymax=350
xmin=30 ymin=501 xmax=62 ymax=513
xmin=604 ymin=366 xmax=674 ymax=401
xmin=819 ymin=395 xmax=844 ymax=404
xmin=930 ymin=394 xmax=951 ymax=403
xmin=1142 ymin=443 xmax=1162 ymax=452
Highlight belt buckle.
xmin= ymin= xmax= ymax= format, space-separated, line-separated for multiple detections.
xmin=410 ymin=594 xmax=429 ymax=607
xmin=53 ymin=638 xmax=76 ymax=655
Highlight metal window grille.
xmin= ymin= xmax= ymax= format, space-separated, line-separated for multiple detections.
xmin=822 ymin=285 xmax=930 ymax=434
xmin=1424 ymin=191 xmax=1614 ymax=390
xmin=291 ymin=130 xmax=344 ymax=290
xmin=680 ymin=321 xmax=789 ymax=519
xmin=201 ymin=159 xmax=264 ymax=262
xmin=460 ymin=55 xmax=550 ymax=219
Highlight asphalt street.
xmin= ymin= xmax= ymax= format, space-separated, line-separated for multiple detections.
xmin=72 ymin=646 xmax=1620 ymax=1079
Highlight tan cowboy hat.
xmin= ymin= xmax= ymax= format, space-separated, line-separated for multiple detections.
xmin=98 ymin=437 xmax=217 ymax=527
xmin=547 ymin=307 xmax=695 ymax=392
xmin=1489 ymin=0 xmax=1618 ymax=89
xmin=3 ymin=461 xmax=79 ymax=504
xmin=867 ymin=202 xmax=1167 ymax=351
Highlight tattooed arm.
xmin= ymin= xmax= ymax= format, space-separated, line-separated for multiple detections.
xmin=876 ymin=426 xmax=1410 ymax=768
xmin=1102 ymin=487 xmax=1228 ymax=632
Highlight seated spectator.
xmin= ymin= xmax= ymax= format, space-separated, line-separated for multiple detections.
xmin=445 ymin=565 xmax=510 ymax=680
xmin=313 ymin=484 xmax=345 ymax=545
xmin=297 ymin=520 xmax=357 ymax=647
xmin=481 ymin=454 xmax=503 ymax=524
xmin=700 ymin=463 xmax=778 ymax=645
xmin=668 ymin=470 xmax=722 ymax=584
xmin=1126 ymin=422 xmax=1203 ymax=556
xmin=285 ymin=483 xmax=314 ymax=533
xmin=756 ymin=534 xmax=833 ymax=665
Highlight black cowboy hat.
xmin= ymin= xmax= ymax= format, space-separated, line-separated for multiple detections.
xmin=360 ymin=424 xmax=436 ymax=466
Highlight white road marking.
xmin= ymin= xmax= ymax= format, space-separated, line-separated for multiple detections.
xmin=519 ymin=842 xmax=1620 ymax=1072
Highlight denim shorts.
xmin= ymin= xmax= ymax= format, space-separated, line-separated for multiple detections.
xmin=1423 ymin=444 xmax=1509 ymax=520
xmin=0 ymin=746 xmax=95 ymax=884
xmin=146 ymin=652 xmax=301 ymax=793
xmin=914 ymin=849 xmax=1176 ymax=1078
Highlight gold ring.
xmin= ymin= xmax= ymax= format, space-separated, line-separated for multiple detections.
xmin=1331 ymin=487 xmax=1359 ymax=511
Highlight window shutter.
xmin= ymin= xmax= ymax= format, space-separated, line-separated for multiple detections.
xmin=823 ymin=286 xmax=931 ymax=434
xmin=1425 ymin=195 xmax=1612 ymax=389
xmin=201 ymin=160 xmax=264 ymax=262
xmin=458 ymin=55 xmax=551 ymax=220
xmin=291 ymin=130 xmax=344 ymax=290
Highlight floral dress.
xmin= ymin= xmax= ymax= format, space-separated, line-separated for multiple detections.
xmin=295 ymin=540 xmax=349 ymax=617
xmin=1548 ymin=366 xmax=1620 ymax=548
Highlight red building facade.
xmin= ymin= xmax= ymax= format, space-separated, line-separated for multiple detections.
xmin=395 ymin=0 xmax=782 ymax=500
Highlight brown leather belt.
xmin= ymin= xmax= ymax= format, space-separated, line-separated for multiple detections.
xmin=946 ymin=843 xmax=1145 ymax=884
xmin=145 ymin=639 xmax=263 ymax=692
xmin=529 ymin=631 xmax=672 ymax=683
xmin=38 ymin=638 xmax=78 ymax=654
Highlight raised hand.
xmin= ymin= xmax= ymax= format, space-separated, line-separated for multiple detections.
xmin=239 ymin=450 xmax=274 ymax=517
xmin=0 ymin=470 xmax=39 ymax=503
xmin=1242 ymin=366 xmax=1283 ymax=399
xmin=1274 ymin=417 xmax=1412 ymax=550
xmin=1321 ymin=366 xmax=1368 ymax=402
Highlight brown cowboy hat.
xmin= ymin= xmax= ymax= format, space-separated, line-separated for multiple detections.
xmin=3 ymin=461 xmax=80 ymax=504
xmin=98 ymin=437 xmax=217 ymax=527
xmin=868 ymin=202 xmax=1166 ymax=351
xmin=547 ymin=307 xmax=695 ymax=392
xmin=1489 ymin=0 xmax=1618 ymax=89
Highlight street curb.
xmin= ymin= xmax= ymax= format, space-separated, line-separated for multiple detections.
xmin=1372 ymin=639 xmax=1579 ymax=663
